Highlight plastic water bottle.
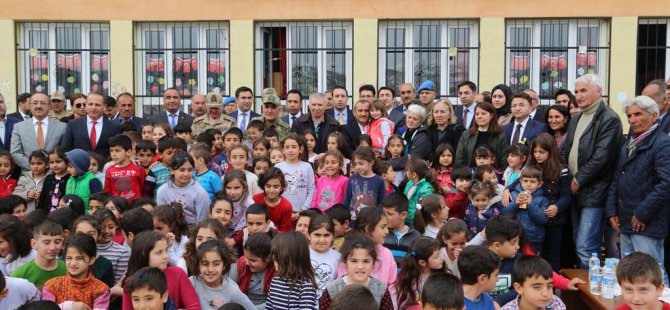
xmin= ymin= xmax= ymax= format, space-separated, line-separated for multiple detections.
xmin=589 ymin=253 xmax=601 ymax=295
xmin=612 ymin=258 xmax=622 ymax=296
xmin=602 ymin=259 xmax=616 ymax=299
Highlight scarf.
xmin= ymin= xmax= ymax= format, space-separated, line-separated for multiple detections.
xmin=236 ymin=256 xmax=276 ymax=295
xmin=627 ymin=123 xmax=658 ymax=156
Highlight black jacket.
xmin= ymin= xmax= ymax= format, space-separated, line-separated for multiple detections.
xmin=560 ymin=99 xmax=623 ymax=208
xmin=339 ymin=120 xmax=368 ymax=157
xmin=402 ymin=126 xmax=433 ymax=160
xmin=427 ymin=123 xmax=465 ymax=153
xmin=290 ymin=113 xmax=340 ymax=154
xmin=36 ymin=173 xmax=70 ymax=212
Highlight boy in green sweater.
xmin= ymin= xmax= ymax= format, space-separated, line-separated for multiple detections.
xmin=64 ymin=149 xmax=103 ymax=213
xmin=11 ymin=220 xmax=67 ymax=289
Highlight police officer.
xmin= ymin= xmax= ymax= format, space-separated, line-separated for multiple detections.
xmin=191 ymin=92 xmax=238 ymax=138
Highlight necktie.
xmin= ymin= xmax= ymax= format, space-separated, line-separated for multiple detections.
xmin=338 ymin=112 xmax=344 ymax=125
xmin=169 ymin=114 xmax=177 ymax=129
xmin=36 ymin=121 xmax=44 ymax=149
xmin=240 ymin=113 xmax=248 ymax=132
xmin=90 ymin=121 xmax=98 ymax=150
xmin=291 ymin=116 xmax=296 ymax=127
xmin=512 ymin=123 xmax=522 ymax=144
xmin=24 ymin=115 xmax=30 ymax=120
xmin=462 ymin=109 xmax=469 ymax=128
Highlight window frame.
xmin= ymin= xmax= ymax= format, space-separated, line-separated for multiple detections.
xmin=505 ymin=18 xmax=610 ymax=102
xmin=636 ymin=18 xmax=670 ymax=94
xmin=378 ymin=19 xmax=480 ymax=101
xmin=16 ymin=22 xmax=111 ymax=97
xmin=134 ymin=21 xmax=230 ymax=116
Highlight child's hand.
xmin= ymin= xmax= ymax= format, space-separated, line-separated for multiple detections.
xmin=545 ymin=205 xmax=558 ymax=217
xmin=567 ymin=277 xmax=586 ymax=290
xmin=453 ymin=247 xmax=463 ymax=259
xmin=291 ymin=212 xmax=299 ymax=221
xmin=441 ymin=184 xmax=451 ymax=193
xmin=27 ymin=190 xmax=39 ymax=199
xmin=71 ymin=302 xmax=92 ymax=310
xmin=501 ymin=189 xmax=512 ymax=207
xmin=165 ymin=233 xmax=175 ymax=247
xmin=225 ymin=237 xmax=236 ymax=248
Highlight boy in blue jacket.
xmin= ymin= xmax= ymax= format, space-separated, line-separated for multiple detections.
xmin=501 ymin=167 xmax=549 ymax=255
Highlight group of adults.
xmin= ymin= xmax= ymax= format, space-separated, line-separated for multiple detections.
xmin=1 ymin=74 xmax=670 ymax=277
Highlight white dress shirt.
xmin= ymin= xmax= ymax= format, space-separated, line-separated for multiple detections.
xmin=463 ymin=102 xmax=477 ymax=129
xmin=19 ymin=111 xmax=31 ymax=120
xmin=0 ymin=119 xmax=5 ymax=145
xmin=32 ymin=117 xmax=49 ymax=140
xmin=87 ymin=116 xmax=103 ymax=145
xmin=288 ymin=111 xmax=302 ymax=128
xmin=510 ymin=117 xmax=530 ymax=143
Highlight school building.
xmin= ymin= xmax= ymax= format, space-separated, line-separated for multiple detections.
xmin=0 ymin=0 xmax=668 ymax=129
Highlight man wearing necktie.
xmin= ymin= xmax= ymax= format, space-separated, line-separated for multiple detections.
xmin=282 ymin=89 xmax=303 ymax=128
xmin=6 ymin=93 xmax=32 ymax=122
xmin=229 ymin=86 xmax=260 ymax=133
xmin=147 ymin=87 xmax=193 ymax=130
xmin=502 ymin=93 xmax=547 ymax=145
xmin=328 ymin=86 xmax=354 ymax=126
xmin=457 ymin=81 xmax=478 ymax=129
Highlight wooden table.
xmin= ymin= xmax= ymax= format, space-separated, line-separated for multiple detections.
xmin=561 ymin=269 xmax=624 ymax=310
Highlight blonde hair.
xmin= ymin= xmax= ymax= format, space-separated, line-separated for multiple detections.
xmin=433 ymin=99 xmax=457 ymax=125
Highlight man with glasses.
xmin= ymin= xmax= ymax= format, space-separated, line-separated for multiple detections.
xmin=501 ymin=92 xmax=547 ymax=145
xmin=525 ymin=89 xmax=547 ymax=123
xmin=11 ymin=93 xmax=66 ymax=170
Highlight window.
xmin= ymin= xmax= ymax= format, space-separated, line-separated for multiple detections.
xmin=636 ymin=18 xmax=670 ymax=94
xmin=134 ymin=22 xmax=229 ymax=116
xmin=16 ymin=22 xmax=110 ymax=98
xmin=255 ymin=21 xmax=353 ymax=107
xmin=506 ymin=19 xmax=610 ymax=101
xmin=378 ymin=20 xmax=479 ymax=99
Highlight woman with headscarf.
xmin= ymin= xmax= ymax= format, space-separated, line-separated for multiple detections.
xmin=491 ymin=84 xmax=514 ymax=126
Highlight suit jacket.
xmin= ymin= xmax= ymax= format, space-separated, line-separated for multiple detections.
xmin=229 ymin=110 xmax=260 ymax=122
xmin=11 ymin=118 xmax=66 ymax=170
xmin=114 ymin=115 xmax=148 ymax=131
xmin=7 ymin=111 xmax=30 ymax=122
xmin=61 ymin=117 xmax=122 ymax=160
xmin=501 ymin=118 xmax=548 ymax=145
xmin=660 ymin=113 xmax=670 ymax=134
xmin=290 ymin=113 xmax=340 ymax=154
xmin=339 ymin=120 xmax=366 ymax=157
xmin=389 ymin=105 xmax=406 ymax=128
xmin=327 ymin=107 xmax=355 ymax=126
xmin=0 ymin=118 xmax=17 ymax=151
xmin=532 ymin=105 xmax=548 ymax=123
xmin=148 ymin=111 xmax=193 ymax=128
xmin=454 ymin=104 xmax=477 ymax=129
xmin=281 ymin=112 xmax=303 ymax=129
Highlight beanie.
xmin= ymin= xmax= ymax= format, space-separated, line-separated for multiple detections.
xmin=65 ymin=149 xmax=91 ymax=175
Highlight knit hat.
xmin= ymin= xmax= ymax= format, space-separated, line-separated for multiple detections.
xmin=65 ymin=149 xmax=91 ymax=175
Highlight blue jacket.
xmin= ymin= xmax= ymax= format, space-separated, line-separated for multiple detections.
xmin=501 ymin=184 xmax=549 ymax=243
xmin=605 ymin=127 xmax=670 ymax=239
xmin=463 ymin=201 xmax=502 ymax=235
xmin=501 ymin=118 xmax=548 ymax=145
xmin=0 ymin=117 xmax=17 ymax=151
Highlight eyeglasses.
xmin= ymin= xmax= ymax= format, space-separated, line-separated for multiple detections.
xmin=74 ymin=104 xmax=84 ymax=108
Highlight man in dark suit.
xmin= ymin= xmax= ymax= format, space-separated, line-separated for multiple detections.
xmin=228 ymin=86 xmax=260 ymax=133
xmin=281 ymin=89 xmax=303 ymax=129
xmin=502 ymin=92 xmax=548 ymax=145
xmin=7 ymin=93 xmax=32 ymax=122
xmin=454 ymin=81 xmax=479 ymax=129
xmin=525 ymin=89 xmax=547 ymax=123
xmin=114 ymin=92 xmax=147 ymax=131
xmin=339 ymin=100 xmax=371 ymax=157
xmin=148 ymin=87 xmax=193 ymax=129
xmin=642 ymin=79 xmax=669 ymax=133
xmin=291 ymin=92 xmax=340 ymax=154
xmin=61 ymin=91 xmax=122 ymax=159
xmin=0 ymin=97 xmax=17 ymax=151
xmin=326 ymin=86 xmax=354 ymax=126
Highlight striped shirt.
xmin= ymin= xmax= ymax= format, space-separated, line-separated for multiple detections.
xmin=97 ymin=241 xmax=129 ymax=282
xmin=266 ymin=277 xmax=317 ymax=310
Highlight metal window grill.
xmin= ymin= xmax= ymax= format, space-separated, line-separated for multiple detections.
xmin=636 ymin=18 xmax=670 ymax=95
xmin=505 ymin=18 xmax=610 ymax=102
xmin=16 ymin=22 xmax=110 ymax=100
xmin=254 ymin=20 xmax=353 ymax=110
xmin=134 ymin=21 xmax=229 ymax=117
xmin=378 ymin=19 xmax=479 ymax=100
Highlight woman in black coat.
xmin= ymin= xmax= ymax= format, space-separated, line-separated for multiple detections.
xmin=402 ymin=104 xmax=433 ymax=160
xmin=427 ymin=99 xmax=465 ymax=152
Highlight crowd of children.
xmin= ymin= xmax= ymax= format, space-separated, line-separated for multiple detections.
xmin=0 ymin=115 xmax=667 ymax=310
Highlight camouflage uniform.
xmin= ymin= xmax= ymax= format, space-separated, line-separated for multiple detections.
xmin=250 ymin=116 xmax=290 ymax=140
xmin=191 ymin=92 xmax=238 ymax=137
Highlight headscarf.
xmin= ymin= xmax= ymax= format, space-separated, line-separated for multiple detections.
xmin=491 ymin=84 xmax=513 ymax=117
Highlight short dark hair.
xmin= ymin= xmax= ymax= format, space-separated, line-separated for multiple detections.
xmin=381 ymin=192 xmax=409 ymax=213
xmin=157 ymin=136 xmax=183 ymax=153
xmin=458 ymin=245 xmax=501 ymax=285
xmin=105 ymin=95 xmax=117 ymax=107
xmin=512 ymin=255 xmax=553 ymax=286
xmin=64 ymin=233 xmax=97 ymax=258
xmin=422 ymin=273 xmax=464 ymax=310
xmin=257 ymin=167 xmax=286 ymax=193
xmin=450 ymin=165 xmax=472 ymax=182
xmin=48 ymin=207 xmax=78 ymax=231
xmin=511 ymin=92 xmax=533 ymax=105
xmin=324 ymin=204 xmax=350 ymax=224
xmin=262 ymin=127 xmax=279 ymax=139
xmin=553 ymin=88 xmax=576 ymax=104
xmin=333 ymin=85 xmax=348 ymax=96
xmin=17 ymin=92 xmax=31 ymax=105
xmin=17 ymin=301 xmax=61 ymax=310
xmin=204 ymin=128 xmax=222 ymax=137
xmin=246 ymin=119 xmax=266 ymax=132
xmin=330 ymin=284 xmax=378 ymax=310
xmin=485 ymin=215 xmax=522 ymax=244
xmin=127 ymin=266 xmax=168 ymax=295
xmin=457 ymin=81 xmax=477 ymax=92
xmin=378 ymin=86 xmax=395 ymax=97
xmin=359 ymin=84 xmax=376 ymax=97
xmin=243 ymin=231 xmax=273 ymax=258
xmin=224 ymin=127 xmax=244 ymax=141
xmin=135 ymin=140 xmax=156 ymax=153
xmin=617 ymin=252 xmax=663 ymax=287
xmin=195 ymin=132 xmax=214 ymax=148
xmin=286 ymin=89 xmax=303 ymax=101
xmin=235 ymin=86 xmax=253 ymax=98
xmin=109 ymin=134 xmax=132 ymax=151
xmin=246 ymin=204 xmax=270 ymax=222
xmin=33 ymin=219 xmax=63 ymax=238
xmin=120 ymin=207 xmax=154 ymax=236
xmin=520 ymin=166 xmax=543 ymax=182
xmin=173 ymin=122 xmax=192 ymax=134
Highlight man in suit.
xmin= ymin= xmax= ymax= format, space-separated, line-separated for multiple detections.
xmin=61 ymin=91 xmax=122 ymax=159
xmin=327 ymin=86 xmax=355 ymax=126
xmin=642 ymin=79 xmax=669 ymax=133
xmin=11 ymin=93 xmax=66 ymax=170
xmin=104 ymin=96 xmax=119 ymax=120
xmin=115 ymin=92 xmax=147 ymax=131
xmin=339 ymin=100 xmax=371 ymax=157
xmin=228 ymin=86 xmax=260 ymax=133
xmin=148 ymin=87 xmax=194 ymax=129
xmin=7 ymin=93 xmax=32 ymax=121
xmin=0 ymin=96 xmax=17 ymax=152
xmin=291 ymin=92 xmax=340 ymax=154
xmin=525 ymin=89 xmax=547 ymax=123
xmin=389 ymin=83 xmax=417 ymax=128
xmin=281 ymin=89 xmax=303 ymax=129
xmin=502 ymin=92 xmax=548 ymax=145
xmin=454 ymin=81 xmax=478 ymax=129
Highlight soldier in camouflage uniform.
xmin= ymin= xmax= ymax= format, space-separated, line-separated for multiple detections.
xmin=250 ymin=88 xmax=290 ymax=140
xmin=191 ymin=92 xmax=238 ymax=138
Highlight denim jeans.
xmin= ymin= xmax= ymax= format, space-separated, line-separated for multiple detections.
xmin=620 ymin=233 xmax=669 ymax=286
xmin=572 ymin=207 xmax=604 ymax=268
